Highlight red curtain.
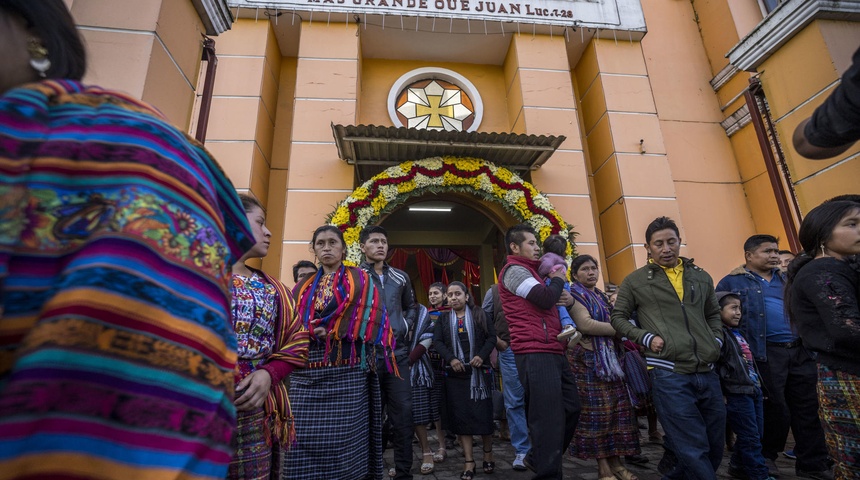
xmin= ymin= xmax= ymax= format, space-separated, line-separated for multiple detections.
xmin=463 ymin=261 xmax=480 ymax=287
xmin=386 ymin=248 xmax=409 ymax=270
xmin=415 ymin=250 xmax=435 ymax=292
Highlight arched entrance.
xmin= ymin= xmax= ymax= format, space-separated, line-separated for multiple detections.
xmin=327 ymin=157 xmax=574 ymax=298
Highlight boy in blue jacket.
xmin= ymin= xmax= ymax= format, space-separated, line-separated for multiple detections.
xmin=716 ymin=292 xmax=773 ymax=480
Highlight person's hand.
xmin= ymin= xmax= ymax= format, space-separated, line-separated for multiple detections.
xmin=469 ymin=356 xmax=483 ymax=368
xmin=558 ymin=290 xmax=574 ymax=307
xmin=313 ymin=326 xmax=327 ymax=340
xmin=496 ymin=338 xmax=509 ymax=351
xmin=235 ymin=369 xmax=272 ymax=412
xmin=548 ymin=267 xmax=565 ymax=279
xmin=450 ymin=358 xmax=465 ymax=373
xmin=649 ymin=336 xmax=665 ymax=354
xmin=793 ymin=117 xmax=854 ymax=160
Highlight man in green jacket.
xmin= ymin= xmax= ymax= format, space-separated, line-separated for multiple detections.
xmin=610 ymin=216 xmax=726 ymax=480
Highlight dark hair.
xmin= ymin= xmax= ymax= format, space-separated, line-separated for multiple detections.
xmin=0 ymin=0 xmax=86 ymax=80
xmin=448 ymin=281 xmax=487 ymax=333
xmin=826 ymin=194 xmax=860 ymax=204
xmin=743 ymin=234 xmax=778 ymax=253
xmin=237 ymin=193 xmax=264 ymax=213
xmin=359 ymin=225 xmax=388 ymax=244
xmin=311 ymin=225 xmax=346 ymax=250
xmin=718 ymin=293 xmax=741 ymax=309
xmin=644 ymin=216 xmax=680 ymax=244
xmin=428 ymin=282 xmax=447 ymax=295
xmin=292 ymin=260 xmax=317 ymax=283
xmin=505 ymin=224 xmax=537 ymax=255
xmin=570 ymin=254 xmax=598 ymax=278
xmin=785 ymin=201 xmax=860 ymax=323
xmin=542 ymin=235 xmax=567 ymax=257
xmin=778 ymin=250 xmax=794 ymax=256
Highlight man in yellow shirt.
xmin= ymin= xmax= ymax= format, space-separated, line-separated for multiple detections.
xmin=611 ymin=216 xmax=725 ymax=480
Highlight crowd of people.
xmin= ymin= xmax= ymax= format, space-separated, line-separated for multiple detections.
xmin=1 ymin=2 xmax=859 ymax=480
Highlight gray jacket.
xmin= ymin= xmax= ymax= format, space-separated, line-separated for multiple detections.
xmin=360 ymin=261 xmax=418 ymax=357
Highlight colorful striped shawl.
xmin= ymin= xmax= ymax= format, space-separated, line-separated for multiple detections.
xmin=0 ymin=80 xmax=254 ymax=479
xmin=258 ymin=269 xmax=309 ymax=448
xmin=294 ymin=265 xmax=396 ymax=372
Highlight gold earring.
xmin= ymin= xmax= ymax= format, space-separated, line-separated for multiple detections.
xmin=27 ymin=38 xmax=51 ymax=78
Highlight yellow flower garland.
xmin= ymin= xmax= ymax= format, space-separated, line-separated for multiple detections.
xmin=328 ymin=157 xmax=574 ymax=266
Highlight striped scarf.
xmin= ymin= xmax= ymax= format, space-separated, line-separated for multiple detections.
xmin=258 ymin=270 xmax=309 ymax=448
xmin=410 ymin=305 xmax=434 ymax=388
xmin=294 ymin=264 xmax=396 ymax=373
xmin=570 ymin=282 xmax=625 ymax=381
xmin=448 ymin=308 xmax=489 ymax=400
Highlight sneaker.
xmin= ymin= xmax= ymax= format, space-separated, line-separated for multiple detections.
xmin=557 ymin=325 xmax=579 ymax=341
xmin=782 ymin=450 xmax=796 ymax=460
xmin=624 ymin=454 xmax=649 ymax=466
xmin=796 ymin=469 xmax=834 ymax=480
xmin=512 ymin=453 xmax=527 ymax=471
xmin=522 ymin=452 xmax=536 ymax=473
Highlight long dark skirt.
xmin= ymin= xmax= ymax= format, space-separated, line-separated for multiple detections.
xmin=443 ymin=371 xmax=494 ymax=436
xmin=567 ymin=345 xmax=640 ymax=460
xmin=228 ymin=408 xmax=271 ymax=480
xmin=283 ymin=346 xmax=383 ymax=480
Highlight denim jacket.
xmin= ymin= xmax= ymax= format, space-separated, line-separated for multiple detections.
xmin=716 ymin=266 xmax=785 ymax=362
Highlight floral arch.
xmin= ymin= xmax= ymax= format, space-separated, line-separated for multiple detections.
xmin=328 ymin=157 xmax=575 ymax=266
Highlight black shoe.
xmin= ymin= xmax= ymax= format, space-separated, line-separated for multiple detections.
xmin=657 ymin=449 xmax=678 ymax=475
xmin=728 ymin=463 xmax=749 ymax=480
xmin=625 ymin=454 xmax=649 ymax=466
xmin=796 ymin=469 xmax=834 ymax=480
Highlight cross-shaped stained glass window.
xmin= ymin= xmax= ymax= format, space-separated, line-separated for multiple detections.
xmin=395 ymin=79 xmax=475 ymax=132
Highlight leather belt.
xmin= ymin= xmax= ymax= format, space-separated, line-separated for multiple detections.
xmin=767 ymin=338 xmax=802 ymax=349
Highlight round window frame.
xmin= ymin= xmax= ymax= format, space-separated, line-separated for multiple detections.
xmin=387 ymin=67 xmax=483 ymax=133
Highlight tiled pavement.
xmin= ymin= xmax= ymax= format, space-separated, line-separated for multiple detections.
xmin=384 ymin=426 xmax=803 ymax=480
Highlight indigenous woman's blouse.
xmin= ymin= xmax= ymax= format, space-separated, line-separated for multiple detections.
xmin=313 ymin=272 xmax=337 ymax=313
xmin=232 ymin=272 xmax=277 ymax=382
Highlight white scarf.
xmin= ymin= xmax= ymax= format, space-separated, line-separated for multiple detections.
xmin=448 ymin=308 xmax=489 ymax=401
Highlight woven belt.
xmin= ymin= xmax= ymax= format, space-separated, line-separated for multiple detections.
xmin=767 ymin=338 xmax=802 ymax=349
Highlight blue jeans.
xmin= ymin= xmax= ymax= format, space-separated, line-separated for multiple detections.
xmin=651 ymin=369 xmax=725 ymax=480
xmin=726 ymin=391 xmax=769 ymax=480
xmin=499 ymin=348 xmax=530 ymax=455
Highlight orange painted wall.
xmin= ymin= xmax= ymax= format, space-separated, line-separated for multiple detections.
xmin=72 ymin=0 xmax=205 ymax=129
xmin=759 ymin=20 xmax=860 ymax=214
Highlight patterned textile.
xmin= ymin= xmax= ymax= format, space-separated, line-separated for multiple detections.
xmin=428 ymin=307 xmax=448 ymax=428
xmin=232 ymin=272 xmax=278 ymax=361
xmin=228 ymin=409 xmax=272 ymax=480
xmin=230 ymin=269 xmax=308 ymax=457
xmin=568 ymin=346 xmax=640 ymax=459
xmin=294 ymin=266 xmax=394 ymax=372
xmin=283 ymin=346 xmax=384 ymax=480
xmin=570 ymin=282 xmax=624 ymax=381
xmin=817 ymin=364 xmax=860 ymax=480
xmin=410 ymin=305 xmax=434 ymax=388
xmin=0 ymin=80 xmax=254 ymax=479
xmin=412 ymin=378 xmax=440 ymax=425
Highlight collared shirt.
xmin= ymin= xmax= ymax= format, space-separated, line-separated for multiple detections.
xmin=748 ymin=268 xmax=795 ymax=343
xmin=651 ymin=258 xmax=684 ymax=301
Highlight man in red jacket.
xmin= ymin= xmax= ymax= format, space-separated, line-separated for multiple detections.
xmin=497 ymin=224 xmax=581 ymax=480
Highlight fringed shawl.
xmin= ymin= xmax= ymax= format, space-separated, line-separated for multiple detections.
xmin=447 ymin=308 xmax=490 ymax=400
xmin=570 ymin=282 xmax=625 ymax=381
xmin=259 ymin=270 xmax=309 ymax=449
xmin=294 ymin=264 xmax=396 ymax=373
xmin=410 ymin=305 xmax=434 ymax=388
